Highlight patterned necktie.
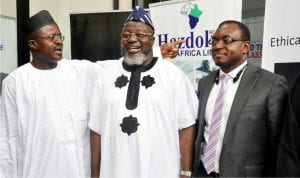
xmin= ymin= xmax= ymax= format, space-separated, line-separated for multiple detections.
xmin=202 ymin=74 xmax=230 ymax=174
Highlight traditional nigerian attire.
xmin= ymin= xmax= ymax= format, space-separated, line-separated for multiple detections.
xmin=88 ymin=57 xmax=198 ymax=178
xmin=0 ymin=59 xmax=101 ymax=178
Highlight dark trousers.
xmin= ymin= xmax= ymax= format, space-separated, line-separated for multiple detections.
xmin=193 ymin=161 xmax=220 ymax=178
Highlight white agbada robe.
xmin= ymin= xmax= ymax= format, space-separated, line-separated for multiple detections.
xmin=0 ymin=59 xmax=99 ymax=178
xmin=88 ymin=58 xmax=198 ymax=178
xmin=0 ymin=48 xmax=162 ymax=178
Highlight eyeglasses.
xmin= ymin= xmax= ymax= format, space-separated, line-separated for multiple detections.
xmin=33 ymin=34 xmax=65 ymax=41
xmin=120 ymin=33 xmax=153 ymax=40
xmin=210 ymin=37 xmax=245 ymax=46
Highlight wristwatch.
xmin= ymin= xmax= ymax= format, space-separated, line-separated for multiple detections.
xmin=180 ymin=170 xmax=192 ymax=177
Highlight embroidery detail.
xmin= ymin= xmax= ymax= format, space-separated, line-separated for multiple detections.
xmin=115 ymin=74 xmax=129 ymax=88
xmin=120 ymin=115 xmax=140 ymax=135
xmin=141 ymin=75 xmax=155 ymax=89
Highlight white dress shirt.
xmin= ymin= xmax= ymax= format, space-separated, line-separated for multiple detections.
xmin=202 ymin=61 xmax=247 ymax=173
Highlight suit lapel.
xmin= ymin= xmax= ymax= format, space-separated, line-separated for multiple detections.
xmin=222 ymin=64 xmax=260 ymax=143
xmin=198 ymin=71 xmax=218 ymax=138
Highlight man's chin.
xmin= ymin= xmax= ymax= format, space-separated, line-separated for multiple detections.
xmin=53 ymin=56 xmax=63 ymax=61
xmin=126 ymin=53 xmax=136 ymax=58
xmin=213 ymin=58 xmax=226 ymax=67
xmin=124 ymin=59 xmax=144 ymax=66
xmin=124 ymin=53 xmax=147 ymax=66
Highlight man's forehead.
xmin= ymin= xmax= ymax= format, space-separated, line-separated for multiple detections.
xmin=218 ymin=23 xmax=241 ymax=32
xmin=123 ymin=21 xmax=153 ymax=31
xmin=214 ymin=24 xmax=241 ymax=37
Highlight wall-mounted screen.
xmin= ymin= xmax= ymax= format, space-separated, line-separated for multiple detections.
xmin=70 ymin=11 xmax=131 ymax=61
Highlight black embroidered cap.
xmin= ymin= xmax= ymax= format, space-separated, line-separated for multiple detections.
xmin=22 ymin=10 xmax=56 ymax=39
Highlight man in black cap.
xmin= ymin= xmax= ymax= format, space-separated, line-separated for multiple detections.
xmin=0 ymin=10 xmax=181 ymax=178
xmin=0 ymin=10 xmax=97 ymax=178
xmin=89 ymin=6 xmax=197 ymax=178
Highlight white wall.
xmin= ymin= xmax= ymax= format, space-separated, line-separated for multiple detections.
xmin=119 ymin=0 xmax=132 ymax=10
xmin=0 ymin=0 xmax=16 ymax=17
xmin=70 ymin=0 xmax=113 ymax=13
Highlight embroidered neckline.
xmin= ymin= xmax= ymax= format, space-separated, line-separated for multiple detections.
xmin=122 ymin=57 xmax=158 ymax=72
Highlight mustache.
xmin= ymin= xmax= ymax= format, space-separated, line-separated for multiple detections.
xmin=120 ymin=46 xmax=149 ymax=57
xmin=127 ymin=44 xmax=140 ymax=48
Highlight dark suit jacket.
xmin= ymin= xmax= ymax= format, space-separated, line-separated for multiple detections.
xmin=276 ymin=75 xmax=300 ymax=177
xmin=291 ymin=75 xmax=300 ymax=122
xmin=193 ymin=64 xmax=289 ymax=177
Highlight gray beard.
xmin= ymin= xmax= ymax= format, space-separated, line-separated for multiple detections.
xmin=122 ymin=47 xmax=149 ymax=66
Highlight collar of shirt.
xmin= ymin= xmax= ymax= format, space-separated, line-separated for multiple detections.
xmin=219 ymin=60 xmax=248 ymax=80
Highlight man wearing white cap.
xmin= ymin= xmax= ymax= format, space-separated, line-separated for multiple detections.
xmin=89 ymin=6 xmax=198 ymax=178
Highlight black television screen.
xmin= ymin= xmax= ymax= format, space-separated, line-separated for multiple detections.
xmin=274 ymin=62 xmax=300 ymax=90
xmin=70 ymin=11 xmax=131 ymax=61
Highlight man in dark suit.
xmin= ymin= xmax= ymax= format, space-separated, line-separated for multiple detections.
xmin=192 ymin=20 xmax=289 ymax=177
xmin=276 ymin=74 xmax=300 ymax=177
xmin=291 ymin=75 xmax=300 ymax=121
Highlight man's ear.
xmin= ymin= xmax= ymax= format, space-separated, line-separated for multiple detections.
xmin=243 ymin=41 xmax=251 ymax=55
xmin=151 ymin=36 xmax=155 ymax=46
xmin=28 ymin=39 xmax=37 ymax=50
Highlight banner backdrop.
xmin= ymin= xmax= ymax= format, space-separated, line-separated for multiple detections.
xmin=149 ymin=0 xmax=242 ymax=88
xmin=243 ymin=16 xmax=264 ymax=67
xmin=262 ymin=0 xmax=300 ymax=88
xmin=0 ymin=16 xmax=17 ymax=74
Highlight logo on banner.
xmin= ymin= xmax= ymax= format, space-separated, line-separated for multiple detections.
xmin=188 ymin=4 xmax=203 ymax=29
xmin=157 ymin=2 xmax=213 ymax=57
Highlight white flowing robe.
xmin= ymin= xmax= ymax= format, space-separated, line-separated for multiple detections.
xmin=0 ymin=48 xmax=164 ymax=178
xmin=88 ymin=58 xmax=198 ymax=178
xmin=0 ymin=59 xmax=98 ymax=178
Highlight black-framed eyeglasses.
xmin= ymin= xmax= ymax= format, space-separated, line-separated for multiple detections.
xmin=120 ymin=33 xmax=153 ymax=41
xmin=33 ymin=34 xmax=65 ymax=41
xmin=210 ymin=37 xmax=245 ymax=46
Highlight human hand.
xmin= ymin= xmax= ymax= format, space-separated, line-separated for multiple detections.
xmin=160 ymin=40 xmax=185 ymax=59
